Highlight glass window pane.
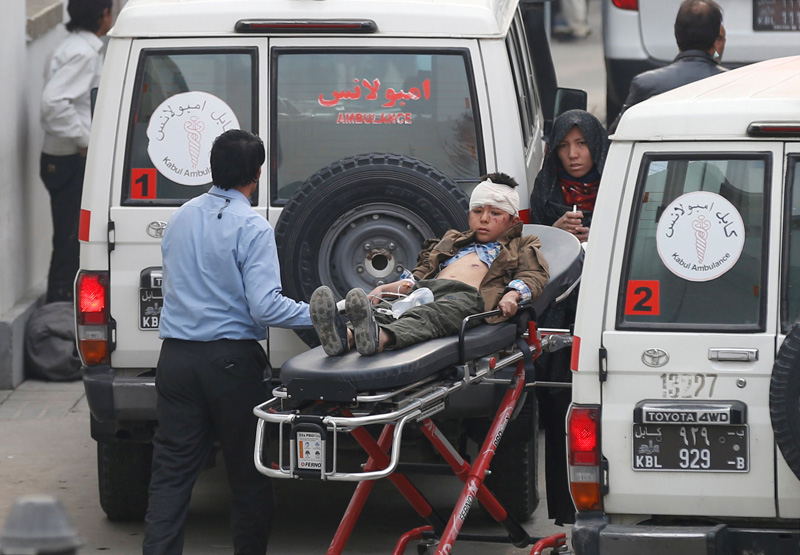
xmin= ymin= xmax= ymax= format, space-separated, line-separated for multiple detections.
xmin=274 ymin=50 xmax=482 ymax=200
xmin=123 ymin=49 xmax=256 ymax=205
xmin=619 ymin=155 xmax=768 ymax=330
xmin=783 ymin=157 xmax=800 ymax=331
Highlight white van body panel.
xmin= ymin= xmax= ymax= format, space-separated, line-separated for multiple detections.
xmin=111 ymin=0 xmax=518 ymax=39
xmin=599 ymin=139 xmax=786 ymax=517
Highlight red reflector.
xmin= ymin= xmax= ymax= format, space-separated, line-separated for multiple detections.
xmin=518 ymin=208 xmax=530 ymax=224
xmin=569 ymin=407 xmax=599 ymax=465
xmin=747 ymin=122 xmax=800 ymax=137
xmin=79 ymin=274 xmax=106 ymax=317
xmin=570 ymin=335 xmax=581 ymax=371
xmin=79 ymin=209 xmax=91 ymax=242
xmin=611 ymin=0 xmax=638 ymax=9
xmin=572 ymin=451 xmax=597 ymax=466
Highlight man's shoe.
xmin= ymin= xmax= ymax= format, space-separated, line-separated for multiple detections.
xmin=345 ymin=288 xmax=380 ymax=356
xmin=310 ymin=286 xmax=348 ymax=356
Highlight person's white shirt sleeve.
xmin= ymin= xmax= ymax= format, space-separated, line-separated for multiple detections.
xmin=41 ymin=37 xmax=100 ymax=149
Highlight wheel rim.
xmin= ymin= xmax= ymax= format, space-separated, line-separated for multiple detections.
xmin=318 ymin=202 xmax=435 ymax=297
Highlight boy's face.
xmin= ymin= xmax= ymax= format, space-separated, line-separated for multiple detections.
xmin=469 ymin=205 xmax=519 ymax=243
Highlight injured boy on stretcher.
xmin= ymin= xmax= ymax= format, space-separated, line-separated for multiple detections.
xmin=311 ymin=172 xmax=549 ymax=356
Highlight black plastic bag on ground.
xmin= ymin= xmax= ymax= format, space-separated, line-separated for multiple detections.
xmin=25 ymin=302 xmax=81 ymax=381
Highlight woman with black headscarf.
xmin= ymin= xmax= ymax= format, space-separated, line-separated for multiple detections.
xmin=529 ymin=109 xmax=608 ymax=526
xmin=530 ymin=109 xmax=608 ymax=241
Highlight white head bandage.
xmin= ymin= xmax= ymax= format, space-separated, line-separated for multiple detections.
xmin=469 ymin=178 xmax=519 ymax=216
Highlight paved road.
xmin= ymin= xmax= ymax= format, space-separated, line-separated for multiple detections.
xmin=0 ymin=3 xmax=605 ymax=553
xmin=0 ymin=381 xmax=566 ymax=554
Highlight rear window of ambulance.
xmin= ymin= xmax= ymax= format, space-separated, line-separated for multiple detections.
xmin=618 ymin=154 xmax=770 ymax=331
xmin=271 ymin=49 xmax=483 ymax=203
xmin=122 ymin=49 xmax=257 ymax=205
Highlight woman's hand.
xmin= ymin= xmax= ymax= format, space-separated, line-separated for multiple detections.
xmin=498 ymin=290 xmax=521 ymax=318
xmin=554 ymin=209 xmax=589 ymax=243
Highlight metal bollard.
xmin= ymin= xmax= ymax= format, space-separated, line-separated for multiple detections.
xmin=0 ymin=495 xmax=83 ymax=555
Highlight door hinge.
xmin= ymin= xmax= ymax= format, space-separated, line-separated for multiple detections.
xmin=108 ymin=220 xmax=115 ymax=253
xmin=599 ymin=347 xmax=607 ymax=382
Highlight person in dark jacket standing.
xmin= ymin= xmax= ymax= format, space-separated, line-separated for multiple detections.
xmin=609 ymin=0 xmax=727 ymax=133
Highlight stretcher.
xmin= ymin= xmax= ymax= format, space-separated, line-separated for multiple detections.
xmin=253 ymin=224 xmax=582 ymax=554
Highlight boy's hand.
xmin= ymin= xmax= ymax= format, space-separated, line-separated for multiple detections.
xmin=498 ymin=290 xmax=521 ymax=318
xmin=368 ymin=280 xmax=412 ymax=305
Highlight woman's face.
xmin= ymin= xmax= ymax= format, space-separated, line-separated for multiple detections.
xmin=556 ymin=125 xmax=593 ymax=179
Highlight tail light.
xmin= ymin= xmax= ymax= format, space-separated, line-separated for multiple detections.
xmin=611 ymin=0 xmax=638 ymax=10
xmin=568 ymin=405 xmax=603 ymax=511
xmin=76 ymin=271 xmax=111 ymax=365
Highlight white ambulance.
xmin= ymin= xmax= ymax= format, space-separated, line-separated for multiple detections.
xmin=569 ymin=55 xmax=800 ymax=553
xmin=74 ymin=0 xmax=573 ymax=522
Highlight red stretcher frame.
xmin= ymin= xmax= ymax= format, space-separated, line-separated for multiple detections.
xmin=254 ymin=321 xmax=570 ymax=554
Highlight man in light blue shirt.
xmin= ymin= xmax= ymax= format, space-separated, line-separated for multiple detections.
xmin=144 ymin=130 xmax=310 ymax=555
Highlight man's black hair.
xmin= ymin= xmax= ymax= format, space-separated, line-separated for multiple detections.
xmin=210 ymin=130 xmax=265 ymax=190
xmin=674 ymin=0 xmax=723 ymax=52
xmin=66 ymin=0 xmax=112 ymax=33
xmin=480 ymin=172 xmax=520 ymax=189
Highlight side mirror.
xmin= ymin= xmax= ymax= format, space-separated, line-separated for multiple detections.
xmin=554 ymin=87 xmax=587 ymax=117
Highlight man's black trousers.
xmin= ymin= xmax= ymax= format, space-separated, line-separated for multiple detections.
xmin=143 ymin=339 xmax=273 ymax=555
xmin=40 ymin=152 xmax=84 ymax=303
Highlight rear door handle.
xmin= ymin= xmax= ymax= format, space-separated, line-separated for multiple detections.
xmin=708 ymin=348 xmax=758 ymax=362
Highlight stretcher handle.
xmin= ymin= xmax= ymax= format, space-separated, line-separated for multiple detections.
xmin=458 ymin=309 xmax=501 ymax=364
xmin=457 ymin=302 xmax=535 ymax=364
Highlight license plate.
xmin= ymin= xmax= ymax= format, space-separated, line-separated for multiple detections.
xmin=754 ymin=0 xmax=800 ymax=31
xmin=139 ymin=287 xmax=163 ymax=330
xmin=632 ymin=424 xmax=748 ymax=472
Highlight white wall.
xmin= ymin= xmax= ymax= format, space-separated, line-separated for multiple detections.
xmin=0 ymin=1 xmax=66 ymax=388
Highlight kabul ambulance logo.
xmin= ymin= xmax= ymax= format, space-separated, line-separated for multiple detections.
xmin=656 ymin=191 xmax=745 ymax=282
xmin=146 ymin=91 xmax=240 ymax=186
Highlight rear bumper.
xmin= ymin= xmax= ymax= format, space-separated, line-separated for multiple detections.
xmin=573 ymin=513 xmax=800 ymax=555
xmin=83 ymin=365 xmax=157 ymax=423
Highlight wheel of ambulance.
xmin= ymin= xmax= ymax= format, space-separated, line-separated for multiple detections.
xmin=97 ymin=440 xmax=152 ymax=521
xmin=275 ymin=152 xmax=470 ymax=346
xmin=770 ymin=320 xmax=800 ymax=481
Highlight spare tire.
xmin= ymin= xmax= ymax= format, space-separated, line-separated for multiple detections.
xmin=770 ymin=321 xmax=800 ymax=481
xmin=275 ymin=153 xmax=470 ymax=345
